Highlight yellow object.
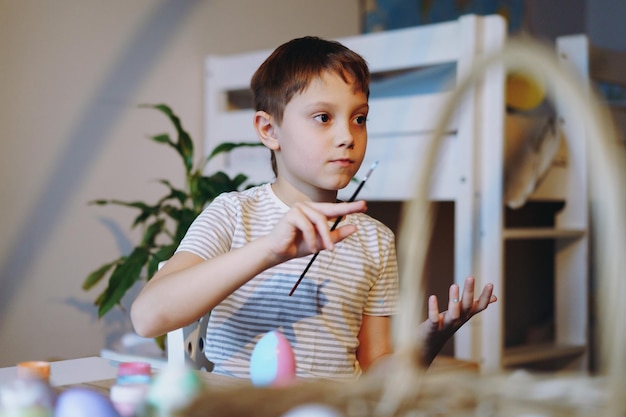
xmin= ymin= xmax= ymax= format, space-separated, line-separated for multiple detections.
xmin=506 ymin=72 xmax=546 ymax=110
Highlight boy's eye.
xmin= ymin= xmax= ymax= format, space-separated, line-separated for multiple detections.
xmin=314 ymin=114 xmax=330 ymax=123
xmin=354 ymin=115 xmax=367 ymax=125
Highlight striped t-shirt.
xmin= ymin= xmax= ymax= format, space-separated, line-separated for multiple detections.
xmin=177 ymin=183 xmax=399 ymax=379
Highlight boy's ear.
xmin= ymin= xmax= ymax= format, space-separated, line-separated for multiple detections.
xmin=253 ymin=111 xmax=280 ymax=151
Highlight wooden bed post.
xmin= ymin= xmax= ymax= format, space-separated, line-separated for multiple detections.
xmin=452 ymin=14 xmax=506 ymax=371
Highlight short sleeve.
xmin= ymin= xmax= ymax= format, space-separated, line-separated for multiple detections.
xmin=363 ymin=230 xmax=399 ymax=316
xmin=176 ymin=193 xmax=239 ymax=260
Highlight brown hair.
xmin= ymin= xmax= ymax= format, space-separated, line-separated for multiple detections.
xmin=251 ymin=36 xmax=370 ymax=175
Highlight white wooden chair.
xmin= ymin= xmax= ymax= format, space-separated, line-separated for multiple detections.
xmin=166 ymin=314 xmax=213 ymax=371
xmin=159 ymin=261 xmax=213 ymax=371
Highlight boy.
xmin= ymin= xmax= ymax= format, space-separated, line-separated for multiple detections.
xmin=130 ymin=36 xmax=495 ymax=379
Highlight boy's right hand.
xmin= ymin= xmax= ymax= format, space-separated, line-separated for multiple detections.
xmin=265 ymin=200 xmax=367 ymax=263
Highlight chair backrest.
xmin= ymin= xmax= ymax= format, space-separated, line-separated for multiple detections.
xmin=160 ymin=261 xmax=214 ymax=371
xmin=166 ymin=314 xmax=213 ymax=371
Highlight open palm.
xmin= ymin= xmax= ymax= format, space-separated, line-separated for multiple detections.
xmin=417 ymin=276 xmax=497 ymax=366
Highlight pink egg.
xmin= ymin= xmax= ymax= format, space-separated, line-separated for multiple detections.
xmin=249 ymin=330 xmax=296 ymax=387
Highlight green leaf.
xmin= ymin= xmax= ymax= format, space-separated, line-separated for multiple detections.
xmin=97 ymin=247 xmax=150 ymax=318
xmin=89 ymin=199 xmax=153 ymax=211
xmin=156 ymin=179 xmax=188 ymax=205
xmin=149 ymin=104 xmax=194 ymax=174
xmin=162 ymin=205 xmax=196 ymax=227
xmin=205 ymin=142 xmax=265 ymax=164
xmin=147 ymin=244 xmax=178 ymax=279
xmin=144 ymin=103 xmax=173 ymax=117
xmin=89 ymin=199 xmax=110 ymax=206
xmin=172 ymin=209 xmax=197 ymax=242
xmin=93 ymin=199 xmax=153 ymax=212
xmin=188 ymin=171 xmax=200 ymax=195
xmin=141 ymin=220 xmax=165 ymax=247
xmin=190 ymin=171 xmax=252 ymax=210
xmin=82 ymin=261 xmax=118 ymax=290
xmin=154 ymin=335 xmax=166 ymax=351
xmin=150 ymin=133 xmax=173 ymax=145
xmin=177 ymin=130 xmax=194 ymax=174
xmin=130 ymin=204 xmax=161 ymax=228
xmin=231 ymin=173 xmax=249 ymax=189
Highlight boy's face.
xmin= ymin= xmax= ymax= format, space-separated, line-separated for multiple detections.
xmin=273 ymin=70 xmax=368 ymax=196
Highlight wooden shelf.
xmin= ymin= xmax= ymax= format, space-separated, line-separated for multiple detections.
xmin=502 ymin=228 xmax=586 ymax=240
xmin=502 ymin=343 xmax=587 ymax=367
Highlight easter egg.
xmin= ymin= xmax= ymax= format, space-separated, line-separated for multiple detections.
xmin=249 ymin=330 xmax=296 ymax=387
xmin=281 ymin=404 xmax=343 ymax=417
xmin=0 ymin=377 xmax=56 ymax=416
xmin=55 ymin=388 xmax=120 ymax=417
xmin=144 ymin=365 xmax=204 ymax=417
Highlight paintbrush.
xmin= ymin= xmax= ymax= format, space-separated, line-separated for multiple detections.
xmin=289 ymin=160 xmax=379 ymax=296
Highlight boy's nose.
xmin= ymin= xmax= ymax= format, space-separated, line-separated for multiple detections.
xmin=335 ymin=123 xmax=355 ymax=148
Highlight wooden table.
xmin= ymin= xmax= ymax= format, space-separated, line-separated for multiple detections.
xmin=0 ymin=354 xmax=476 ymax=394
xmin=0 ymin=357 xmax=118 ymax=388
xmin=74 ymin=370 xmax=250 ymax=396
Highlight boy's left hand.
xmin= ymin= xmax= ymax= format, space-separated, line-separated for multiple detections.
xmin=417 ymin=276 xmax=496 ymax=366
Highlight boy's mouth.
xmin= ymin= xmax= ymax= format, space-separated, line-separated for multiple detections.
xmin=330 ymin=158 xmax=353 ymax=167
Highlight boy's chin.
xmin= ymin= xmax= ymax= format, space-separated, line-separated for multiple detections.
xmin=331 ymin=178 xmax=353 ymax=191
xmin=317 ymin=172 xmax=359 ymax=192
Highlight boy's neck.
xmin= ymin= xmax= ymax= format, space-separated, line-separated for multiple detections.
xmin=271 ymin=178 xmax=338 ymax=206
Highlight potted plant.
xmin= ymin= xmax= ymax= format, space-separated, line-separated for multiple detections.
xmin=82 ymin=103 xmax=263 ymax=348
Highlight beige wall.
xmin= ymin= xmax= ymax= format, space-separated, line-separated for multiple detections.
xmin=0 ymin=0 xmax=360 ymax=367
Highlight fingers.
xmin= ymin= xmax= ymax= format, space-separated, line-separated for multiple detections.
xmin=475 ymin=283 xmax=497 ymax=311
xmin=447 ymin=284 xmax=461 ymax=319
xmin=306 ymin=200 xmax=366 ymax=250
xmin=439 ymin=277 xmax=496 ymax=317
xmin=460 ymin=276 xmax=475 ymax=309
xmin=443 ymin=277 xmax=474 ymax=321
xmin=428 ymin=295 xmax=440 ymax=323
xmin=283 ymin=200 xmax=366 ymax=253
xmin=331 ymin=224 xmax=358 ymax=244
xmin=290 ymin=203 xmax=337 ymax=251
xmin=313 ymin=200 xmax=367 ymax=218
xmin=424 ymin=277 xmax=497 ymax=341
